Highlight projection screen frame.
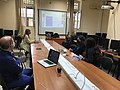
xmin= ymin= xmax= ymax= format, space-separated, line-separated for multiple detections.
xmin=38 ymin=9 xmax=67 ymax=36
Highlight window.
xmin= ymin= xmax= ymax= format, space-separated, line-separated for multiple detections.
xmin=27 ymin=18 xmax=33 ymax=26
xmin=27 ymin=8 xmax=33 ymax=17
xmin=74 ymin=12 xmax=81 ymax=29
xmin=21 ymin=7 xmax=34 ymax=27
xmin=21 ymin=0 xmax=34 ymax=27
xmin=74 ymin=2 xmax=81 ymax=29
xmin=67 ymin=1 xmax=81 ymax=29
xmin=23 ymin=0 xmax=34 ymax=4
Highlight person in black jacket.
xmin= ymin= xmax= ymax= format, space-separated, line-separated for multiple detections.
xmin=84 ymin=37 xmax=102 ymax=67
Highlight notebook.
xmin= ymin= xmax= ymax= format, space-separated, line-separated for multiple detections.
xmin=37 ymin=49 xmax=60 ymax=68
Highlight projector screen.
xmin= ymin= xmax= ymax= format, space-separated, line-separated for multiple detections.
xmin=38 ymin=9 xmax=67 ymax=35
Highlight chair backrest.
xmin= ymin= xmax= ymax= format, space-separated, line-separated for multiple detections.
xmin=0 ymin=73 xmax=25 ymax=90
xmin=13 ymin=51 xmax=24 ymax=57
xmin=13 ymin=51 xmax=27 ymax=69
xmin=100 ymin=56 xmax=113 ymax=70
xmin=14 ymin=36 xmax=23 ymax=49
xmin=0 ymin=73 xmax=9 ymax=90
xmin=15 ymin=30 xmax=19 ymax=36
xmin=52 ymin=33 xmax=59 ymax=38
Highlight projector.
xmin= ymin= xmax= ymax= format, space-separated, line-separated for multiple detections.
xmin=101 ymin=4 xmax=114 ymax=10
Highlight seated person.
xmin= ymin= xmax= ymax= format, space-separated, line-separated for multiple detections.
xmin=62 ymin=33 xmax=77 ymax=49
xmin=20 ymin=29 xmax=34 ymax=56
xmin=83 ymin=37 xmax=102 ymax=67
xmin=20 ymin=29 xmax=34 ymax=67
xmin=70 ymin=35 xmax=86 ymax=55
xmin=69 ymin=34 xmax=78 ymax=49
xmin=0 ymin=36 xmax=34 ymax=90
xmin=62 ymin=33 xmax=71 ymax=49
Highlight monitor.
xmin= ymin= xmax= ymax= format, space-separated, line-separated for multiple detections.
xmin=76 ymin=32 xmax=83 ymax=36
xmin=4 ymin=30 xmax=13 ymax=36
xmin=15 ymin=30 xmax=19 ymax=36
xmin=110 ymin=40 xmax=120 ymax=51
xmin=102 ymin=33 xmax=107 ymax=38
xmin=100 ymin=38 xmax=110 ymax=50
xmin=45 ymin=31 xmax=53 ymax=37
xmin=82 ymin=33 xmax=87 ymax=38
xmin=0 ymin=28 xmax=3 ymax=37
xmin=87 ymin=35 xmax=99 ymax=44
xmin=96 ymin=33 xmax=101 ymax=37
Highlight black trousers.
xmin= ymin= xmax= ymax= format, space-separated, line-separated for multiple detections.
xmin=25 ymin=50 xmax=32 ymax=68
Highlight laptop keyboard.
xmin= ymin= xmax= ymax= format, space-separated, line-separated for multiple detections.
xmin=44 ymin=60 xmax=54 ymax=65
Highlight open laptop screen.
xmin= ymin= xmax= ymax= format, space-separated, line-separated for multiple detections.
xmin=48 ymin=49 xmax=60 ymax=64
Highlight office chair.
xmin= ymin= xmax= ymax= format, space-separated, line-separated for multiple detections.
xmin=103 ymin=53 xmax=119 ymax=77
xmin=102 ymin=33 xmax=107 ymax=38
xmin=45 ymin=31 xmax=53 ymax=39
xmin=112 ymin=58 xmax=119 ymax=77
xmin=14 ymin=36 xmax=23 ymax=49
xmin=0 ymin=74 xmax=25 ymax=90
xmin=14 ymin=35 xmax=28 ymax=58
xmin=100 ymin=56 xmax=113 ymax=74
xmin=13 ymin=51 xmax=27 ymax=69
xmin=14 ymin=30 xmax=19 ymax=36
xmin=52 ymin=33 xmax=59 ymax=38
xmin=82 ymin=32 xmax=88 ymax=38
xmin=0 ymin=73 xmax=9 ymax=90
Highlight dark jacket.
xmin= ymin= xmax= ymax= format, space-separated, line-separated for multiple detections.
xmin=85 ymin=47 xmax=102 ymax=66
xmin=73 ymin=43 xmax=86 ymax=55
xmin=0 ymin=49 xmax=22 ymax=83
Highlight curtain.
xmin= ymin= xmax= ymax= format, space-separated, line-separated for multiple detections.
xmin=15 ymin=0 xmax=24 ymax=36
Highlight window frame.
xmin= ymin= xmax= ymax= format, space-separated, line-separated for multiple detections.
xmin=21 ymin=6 xmax=34 ymax=27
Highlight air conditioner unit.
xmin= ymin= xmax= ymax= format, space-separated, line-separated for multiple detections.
xmin=101 ymin=4 xmax=114 ymax=10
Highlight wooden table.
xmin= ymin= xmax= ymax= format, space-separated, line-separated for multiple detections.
xmin=31 ymin=40 xmax=120 ymax=90
xmin=101 ymin=49 xmax=120 ymax=79
xmin=46 ymin=38 xmax=65 ymax=45
xmin=101 ymin=50 xmax=120 ymax=58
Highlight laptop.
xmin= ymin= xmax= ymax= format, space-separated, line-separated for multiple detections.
xmin=37 ymin=49 xmax=60 ymax=68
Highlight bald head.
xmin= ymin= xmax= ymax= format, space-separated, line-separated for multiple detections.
xmin=0 ymin=36 xmax=14 ymax=50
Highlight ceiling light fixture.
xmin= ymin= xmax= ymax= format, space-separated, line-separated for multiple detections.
xmin=101 ymin=4 xmax=114 ymax=9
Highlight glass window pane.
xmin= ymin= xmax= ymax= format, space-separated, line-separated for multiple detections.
xmin=27 ymin=8 xmax=33 ymax=17
xmin=74 ymin=13 xmax=77 ymax=28
xmin=22 ymin=17 xmax=27 ymax=26
xmin=77 ymin=12 xmax=81 ymax=29
xmin=28 ymin=18 xmax=33 ymax=26
xmin=74 ymin=20 xmax=77 ymax=28
xmin=21 ymin=8 xmax=26 ymax=17
xmin=23 ymin=0 xmax=34 ymax=4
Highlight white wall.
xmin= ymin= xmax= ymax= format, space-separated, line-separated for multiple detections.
xmin=38 ymin=0 xmax=67 ymax=11
xmin=0 ymin=0 xmax=16 ymax=30
xmin=0 ymin=0 xmax=67 ymax=40
xmin=80 ymin=0 xmax=109 ymax=35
